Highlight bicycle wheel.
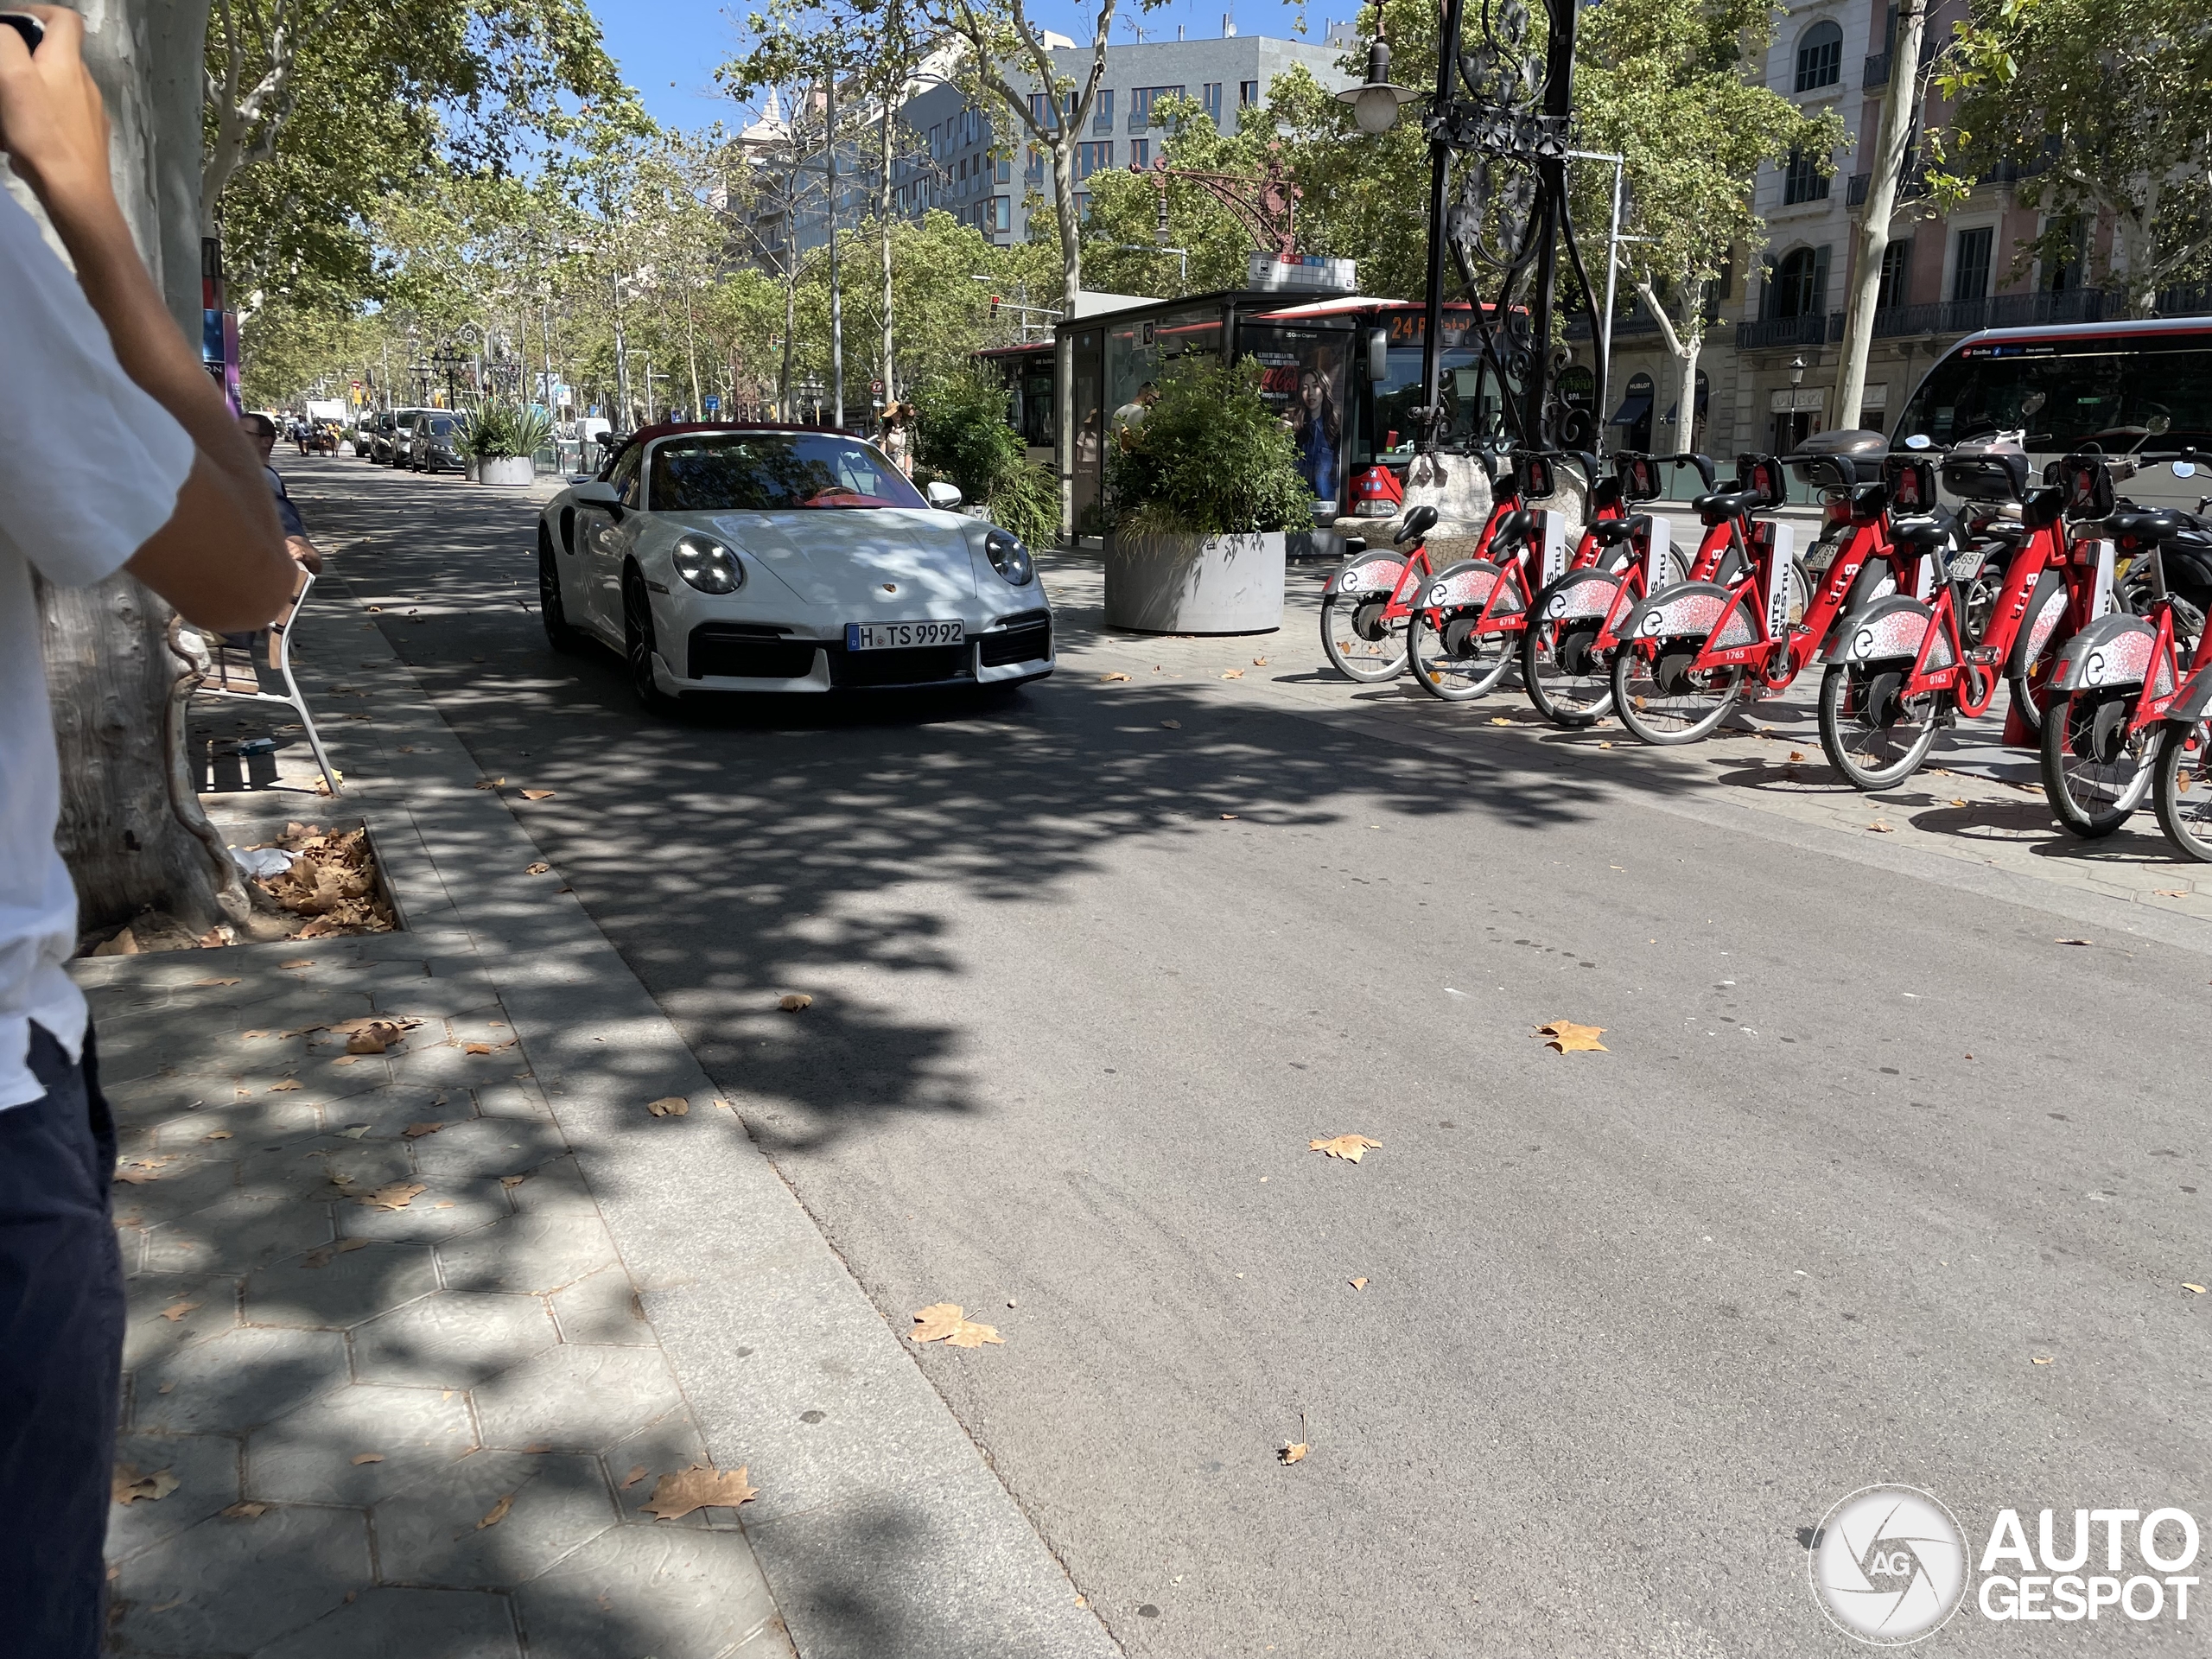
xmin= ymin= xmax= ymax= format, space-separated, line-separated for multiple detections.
xmin=2152 ymin=721 xmax=2212 ymax=861
xmin=1817 ymin=662 xmax=1941 ymax=790
xmin=1610 ymin=639 xmax=1744 ymax=745
xmin=1521 ymin=615 xmax=1612 ymax=727
xmin=2040 ymin=688 xmax=2154 ymax=836
xmin=1407 ymin=607 xmax=1514 ymax=702
xmin=1319 ymin=592 xmax=1408 ymax=682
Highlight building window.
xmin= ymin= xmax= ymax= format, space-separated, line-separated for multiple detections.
xmin=1077 ymin=140 xmax=1113 ymax=180
xmin=1782 ymin=148 xmax=1829 ymax=206
xmin=1767 ymin=245 xmax=1828 ymax=318
xmin=1950 ymin=226 xmax=1993 ymax=302
xmin=1204 ymin=82 xmax=1224 ymax=124
xmin=1795 ymin=20 xmax=1843 ymax=92
xmin=997 ymin=156 xmax=1010 ymax=184
xmin=1075 ymin=191 xmax=1091 ymax=219
xmin=1129 ymin=137 xmax=1150 ymax=169
xmin=1026 ymin=145 xmax=1043 ymax=182
xmin=1877 ymin=238 xmax=1912 ymax=310
xmin=1029 ymin=92 xmax=1055 ymax=132
xmin=1239 ymin=79 xmax=1259 ymax=105
xmin=993 ymin=196 xmax=1011 ymax=232
xmin=1093 ymin=89 xmax=1115 ymax=132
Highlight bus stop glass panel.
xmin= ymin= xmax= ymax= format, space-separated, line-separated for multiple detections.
xmin=1240 ymin=324 xmax=1350 ymax=519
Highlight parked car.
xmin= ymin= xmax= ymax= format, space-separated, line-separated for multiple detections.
xmin=365 ymin=412 xmax=397 ymax=462
xmin=535 ymin=423 xmax=1052 ymax=711
xmin=408 ymin=413 xmax=465 ymax=474
xmin=387 ymin=407 xmax=435 ymax=467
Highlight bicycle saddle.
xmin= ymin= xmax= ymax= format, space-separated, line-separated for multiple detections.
xmin=1588 ymin=514 xmax=1647 ymax=545
xmin=1891 ymin=507 xmax=1960 ymax=551
xmin=1692 ymin=488 xmax=1766 ymax=524
xmin=1395 ymin=504 xmax=1440 ymax=544
xmin=2107 ymin=508 xmax=2201 ymax=543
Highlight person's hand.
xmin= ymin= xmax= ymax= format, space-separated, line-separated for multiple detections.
xmin=0 ymin=8 xmax=113 ymax=213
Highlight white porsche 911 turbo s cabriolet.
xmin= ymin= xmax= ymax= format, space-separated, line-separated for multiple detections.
xmin=536 ymin=423 xmax=1053 ymax=709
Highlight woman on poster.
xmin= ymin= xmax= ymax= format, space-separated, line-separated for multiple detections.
xmin=1290 ymin=366 xmax=1340 ymax=512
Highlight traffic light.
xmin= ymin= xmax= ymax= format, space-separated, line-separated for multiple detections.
xmin=989 ymin=294 xmax=1001 ymax=320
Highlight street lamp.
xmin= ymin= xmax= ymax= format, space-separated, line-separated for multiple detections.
xmin=1332 ymin=29 xmax=1421 ymax=137
xmin=1790 ymin=355 xmax=1808 ymax=387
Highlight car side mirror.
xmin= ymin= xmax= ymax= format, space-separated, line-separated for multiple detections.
xmin=1365 ymin=327 xmax=1389 ymax=385
xmin=925 ymin=480 xmax=963 ymax=510
xmin=571 ymin=480 xmax=622 ymax=516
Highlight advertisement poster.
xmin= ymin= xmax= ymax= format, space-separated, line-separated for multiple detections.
xmin=1241 ymin=325 xmax=1347 ymax=518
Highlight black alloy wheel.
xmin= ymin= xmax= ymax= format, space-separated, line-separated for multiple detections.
xmin=538 ymin=528 xmax=583 ymax=653
xmin=623 ymin=571 xmax=680 ymax=715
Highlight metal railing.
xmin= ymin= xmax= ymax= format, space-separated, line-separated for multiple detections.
xmin=1736 ymin=313 xmax=1837 ymax=351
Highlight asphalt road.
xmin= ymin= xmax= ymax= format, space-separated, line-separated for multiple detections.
xmin=289 ymin=457 xmax=2210 ymax=1657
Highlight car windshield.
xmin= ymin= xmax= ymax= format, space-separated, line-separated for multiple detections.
xmin=647 ymin=433 xmax=927 ymax=512
xmin=1896 ymin=336 xmax=2212 ymax=451
xmin=429 ymin=417 xmax=454 ymax=435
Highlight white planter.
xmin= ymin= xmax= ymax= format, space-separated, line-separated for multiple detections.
xmin=474 ymin=454 xmax=535 ymax=486
xmin=1104 ymin=530 xmax=1286 ymax=633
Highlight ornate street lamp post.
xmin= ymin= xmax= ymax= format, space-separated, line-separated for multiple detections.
xmin=1338 ymin=0 xmax=1610 ymax=458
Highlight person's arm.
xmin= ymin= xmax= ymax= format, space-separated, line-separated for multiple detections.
xmin=0 ymin=6 xmax=290 ymax=631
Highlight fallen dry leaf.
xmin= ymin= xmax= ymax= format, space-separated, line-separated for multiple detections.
xmin=1222 ymin=669 xmax=1244 ymax=679
xmin=357 ymin=1182 xmax=426 ymax=1211
xmin=1310 ymin=1134 xmax=1382 ymax=1163
xmin=910 ymin=1303 xmax=1004 ymax=1347
xmin=1252 ymin=656 xmax=1268 ymax=667
xmin=621 ymin=1465 xmax=648 ymax=1489
xmin=350 ymin=1452 xmax=384 ymax=1466
xmin=1598 ymin=741 xmax=1613 ymax=748
xmin=2031 ymin=1356 xmax=2054 ymax=1365
xmin=639 ymin=1464 xmax=759 ymax=1520
xmin=499 ymin=1173 xmax=529 ymax=1189
xmin=1788 ymin=750 xmax=1807 ymax=762
xmin=2155 ymin=889 xmax=2191 ymax=899
xmin=340 ymin=1238 xmax=368 ymax=1253
xmin=477 ymin=1493 xmax=515 ymax=1529
xmin=465 ymin=1042 xmax=494 ymax=1055
xmin=1350 ymin=1277 xmax=1369 ymax=1291
xmin=645 ymin=1096 xmax=690 ymax=1117
xmin=1280 ymin=1443 xmax=1307 ymax=1465
xmin=112 ymin=1465 xmax=179 ymax=1505
xmin=158 ymin=1300 xmax=200 ymax=1323
xmin=345 ymin=1022 xmax=406 ymax=1055
xmin=2055 ymin=938 xmax=2093 ymax=947
xmin=522 ymin=1441 xmax=554 ymax=1454
xmin=402 ymin=1122 xmax=444 ymax=1139
xmin=204 ymin=1130 xmax=232 ymax=1141
xmin=1949 ymin=798 xmax=1969 ymax=808
xmin=1221 ymin=813 xmax=1238 ymax=821
xmin=266 ymin=1080 xmax=301 ymax=1093
xmin=338 ymin=1125 xmax=371 ymax=1140
xmin=520 ymin=790 xmax=556 ymax=801
xmin=280 ymin=958 xmax=315 ymax=969
xmin=474 ymin=779 xmax=505 ymax=791
xmin=1537 ymin=1020 xmax=1608 ymax=1053
xmin=525 ymin=862 xmax=550 ymax=875
xmin=221 ymin=1501 xmax=270 ymax=1519
xmin=1160 ymin=719 xmax=1181 ymax=730
xmin=1868 ymin=821 xmax=1895 ymax=834
xmin=2183 ymin=1284 xmax=2207 ymax=1294
xmin=1101 ymin=671 xmax=1132 ymax=682
xmin=1489 ymin=715 xmax=1513 ymax=726
xmin=778 ymin=993 xmax=813 ymax=1012
xmin=189 ymin=976 xmax=242 ymax=988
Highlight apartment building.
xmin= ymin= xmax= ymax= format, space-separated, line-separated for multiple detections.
xmin=1597 ymin=0 xmax=2160 ymax=462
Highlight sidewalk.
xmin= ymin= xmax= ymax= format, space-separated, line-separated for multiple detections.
xmin=87 ymin=514 xmax=1119 ymax=1657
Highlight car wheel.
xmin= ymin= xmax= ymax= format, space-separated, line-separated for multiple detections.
xmin=537 ymin=530 xmax=584 ymax=652
xmin=623 ymin=570 xmax=681 ymax=716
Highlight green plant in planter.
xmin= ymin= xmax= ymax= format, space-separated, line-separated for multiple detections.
xmin=458 ymin=401 xmax=553 ymax=461
xmin=909 ymin=370 xmax=1058 ymax=550
xmin=1106 ymin=358 xmax=1313 ymax=537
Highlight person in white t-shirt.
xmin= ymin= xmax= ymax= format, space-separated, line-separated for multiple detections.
xmin=0 ymin=10 xmax=294 ymax=1653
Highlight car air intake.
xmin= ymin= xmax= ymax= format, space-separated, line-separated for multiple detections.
xmin=826 ymin=643 xmax=974 ymax=689
xmin=687 ymin=624 xmax=818 ymax=680
xmin=978 ymin=610 xmax=1051 ymax=667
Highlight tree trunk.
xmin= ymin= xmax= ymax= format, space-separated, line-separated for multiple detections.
xmin=1053 ymin=137 xmax=1082 ymax=542
xmin=1834 ymin=0 xmax=1927 ymax=432
xmin=880 ymin=94 xmax=895 ymax=409
xmin=34 ymin=0 xmax=243 ymax=940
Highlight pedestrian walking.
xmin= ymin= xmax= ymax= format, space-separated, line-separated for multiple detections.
xmin=880 ymin=402 xmax=913 ymax=477
xmin=0 ymin=10 xmax=293 ymax=1654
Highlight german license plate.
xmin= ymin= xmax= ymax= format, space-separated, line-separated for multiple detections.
xmin=845 ymin=620 xmax=965 ymax=651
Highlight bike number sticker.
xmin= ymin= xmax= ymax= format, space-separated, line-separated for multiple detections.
xmin=1539 ymin=512 xmax=1568 ymax=588
xmin=2090 ymin=538 xmax=2116 ymax=620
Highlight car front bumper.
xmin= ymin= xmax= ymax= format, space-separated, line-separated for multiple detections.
xmin=662 ymin=608 xmax=1053 ymax=694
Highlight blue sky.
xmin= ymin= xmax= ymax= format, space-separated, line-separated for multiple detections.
xmin=589 ymin=0 xmax=1355 ymax=132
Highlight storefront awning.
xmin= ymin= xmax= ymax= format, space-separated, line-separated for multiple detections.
xmin=1606 ymin=392 xmax=1652 ymax=427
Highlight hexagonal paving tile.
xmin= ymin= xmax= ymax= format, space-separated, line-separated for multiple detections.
xmin=132 ymin=1325 xmax=351 ymax=1434
xmin=244 ymin=1239 xmax=439 ymax=1328
xmin=515 ymin=1522 xmax=791 ymax=1659
xmin=350 ymin=1290 xmax=558 ymax=1389
xmin=371 ymin=1450 xmax=615 ymax=1588
xmin=472 ymin=1344 xmax=683 ymax=1452
xmin=111 ymin=1154 xmax=241 ymax=1223
xmin=549 ymin=1266 xmax=652 ymax=1346
xmin=113 ymin=1501 xmax=369 ymax=1656
xmin=505 ymin=1154 xmax=600 ymax=1217
xmin=143 ymin=1193 xmax=334 ymax=1277
xmin=123 ymin=1271 xmax=239 ymax=1367
xmin=151 ymin=1098 xmax=322 ymax=1153
xmin=236 ymin=1135 xmax=413 ymax=1205
xmin=407 ymin=1117 xmax=563 ymax=1182
xmin=250 ymin=1585 xmax=521 ymax=1659
xmin=436 ymin=1213 xmax=618 ymax=1297
xmin=107 ymin=1430 xmax=242 ymax=1564
xmin=244 ymin=1382 xmax=476 ymax=1505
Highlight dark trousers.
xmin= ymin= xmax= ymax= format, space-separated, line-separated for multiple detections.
xmin=0 ymin=1024 xmax=122 ymax=1659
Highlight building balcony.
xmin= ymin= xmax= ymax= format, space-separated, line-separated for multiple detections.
xmin=1736 ymin=312 xmax=1839 ymax=351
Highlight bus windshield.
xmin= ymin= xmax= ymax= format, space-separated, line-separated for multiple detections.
xmin=1895 ymin=333 xmax=2212 ymax=452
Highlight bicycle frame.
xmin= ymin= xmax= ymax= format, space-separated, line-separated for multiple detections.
xmin=1894 ymin=524 xmax=2112 ymax=715
xmin=1686 ymin=510 xmax=1923 ymax=691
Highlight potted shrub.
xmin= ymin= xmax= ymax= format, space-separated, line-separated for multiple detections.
xmin=458 ymin=402 xmax=551 ymax=486
xmin=1103 ymin=358 xmax=1313 ymax=632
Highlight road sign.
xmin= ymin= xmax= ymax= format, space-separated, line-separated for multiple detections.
xmin=703 ymin=394 xmax=720 ymax=412
xmin=871 ymin=378 xmax=884 ymax=397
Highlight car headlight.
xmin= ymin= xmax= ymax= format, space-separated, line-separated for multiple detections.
xmin=983 ymin=528 xmax=1033 ymax=587
xmin=673 ymin=533 xmax=743 ymax=594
